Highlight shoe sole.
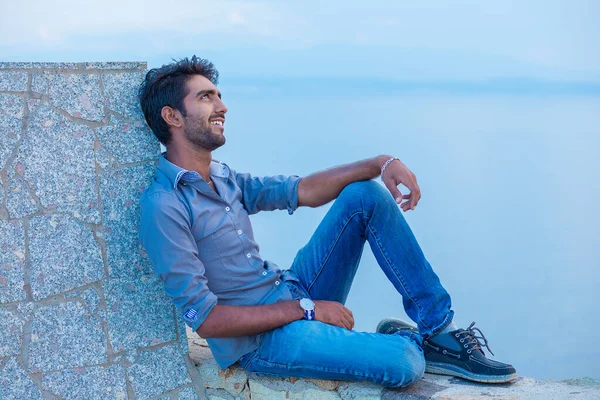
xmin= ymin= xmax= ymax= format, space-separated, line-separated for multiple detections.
xmin=375 ymin=318 xmax=418 ymax=334
xmin=425 ymin=362 xmax=518 ymax=384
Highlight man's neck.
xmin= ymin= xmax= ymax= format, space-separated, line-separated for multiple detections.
xmin=165 ymin=142 xmax=212 ymax=181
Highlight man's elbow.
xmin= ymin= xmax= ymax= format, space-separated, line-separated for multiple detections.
xmin=195 ymin=324 xmax=212 ymax=338
xmin=297 ymin=184 xmax=319 ymax=208
xmin=194 ymin=314 xmax=215 ymax=338
xmin=194 ymin=306 xmax=221 ymax=338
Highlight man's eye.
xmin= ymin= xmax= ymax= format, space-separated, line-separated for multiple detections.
xmin=201 ymin=94 xmax=209 ymax=99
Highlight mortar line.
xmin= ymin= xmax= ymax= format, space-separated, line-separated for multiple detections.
xmin=124 ymin=368 xmax=136 ymax=400
xmin=23 ymin=218 xmax=33 ymax=301
xmin=19 ymin=299 xmax=34 ymax=373
xmin=49 ymin=104 xmax=110 ymax=128
xmin=40 ymin=388 xmax=62 ymax=400
xmin=92 ymin=135 xmax=111 ymax=281
xmin=0 ymin=90 xmax=28 ymax=95
xmin=26 ymin=370 xmax=49 ymax=399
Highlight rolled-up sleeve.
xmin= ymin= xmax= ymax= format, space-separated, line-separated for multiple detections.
xmin=139 ymin=191 xmax=218 ymax=331
xmin=233 ymin=171 xmax=302 ymax=215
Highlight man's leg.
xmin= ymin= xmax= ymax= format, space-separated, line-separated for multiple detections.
xmin=238 ymin=180 xmax=450 ymax=386
xmin=242 ymin=180 xmax=514 ymax=384
xmin=240 ymin=320 xmax=425 ymax=388
xmin=286 ymin=179 xmax=453 ymax=337
xmin=281 ymin=180 xmax=515 ymax=383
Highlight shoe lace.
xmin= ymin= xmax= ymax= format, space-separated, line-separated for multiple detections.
xmin=456 ymin=321 xmax=495 ymax=356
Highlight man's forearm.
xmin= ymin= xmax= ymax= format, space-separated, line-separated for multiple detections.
xmin=297 ymin=155 xmax=392 ymax=208
xmin=196 ymin=301 xmax=304 ymax=338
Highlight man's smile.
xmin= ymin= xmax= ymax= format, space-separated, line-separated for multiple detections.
xmin=210 ymin=117 xmax=225 ymax=129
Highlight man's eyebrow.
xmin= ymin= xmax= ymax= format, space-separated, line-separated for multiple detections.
xmin=195 ymin=89 xmax=222 ymax=99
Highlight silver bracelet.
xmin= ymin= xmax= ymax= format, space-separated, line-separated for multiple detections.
xmin=380 ymin=157 xmax=399 ymax=179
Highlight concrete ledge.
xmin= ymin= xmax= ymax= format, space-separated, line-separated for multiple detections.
xmin=187 ymin=336 xmax=600 ymax=400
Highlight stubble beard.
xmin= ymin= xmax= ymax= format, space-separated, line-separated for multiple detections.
xmin=183 ymin=115 xmax=226 ymax=152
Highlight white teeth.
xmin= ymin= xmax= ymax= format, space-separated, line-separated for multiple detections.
xmin=211 ymin=121 xmax=223 ymax=126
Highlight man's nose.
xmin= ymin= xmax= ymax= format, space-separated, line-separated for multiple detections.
xmin=216 ymin=97 xmax=228 ymax=114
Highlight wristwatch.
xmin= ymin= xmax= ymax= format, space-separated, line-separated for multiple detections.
xmin=299 ymin=298 xmax=315 ymax=320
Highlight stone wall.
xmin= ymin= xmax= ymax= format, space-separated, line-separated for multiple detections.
xmin=0 ymin=62 xmax=197 ymax=399
xmin=2 ymin=62 xmax=599 ymax=400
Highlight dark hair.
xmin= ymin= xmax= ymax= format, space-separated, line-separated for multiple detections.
xmin=138 ymin=56 xmax=219 ymax=145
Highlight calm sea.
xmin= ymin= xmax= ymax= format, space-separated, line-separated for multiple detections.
xmin=212 ymin=86 xmax=600 ymax=380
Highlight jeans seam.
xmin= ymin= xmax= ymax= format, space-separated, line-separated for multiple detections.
xmin=252 ymin=358 xmax=374 ymax=380
xmin=306 ymin=209 xmax=363 ymax=294
xmin=366 ymin=223 xmax=431 ymax=331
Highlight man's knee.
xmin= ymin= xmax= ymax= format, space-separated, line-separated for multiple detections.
xmin=339 ymin=180 xmax=392 ymax=211
xmin=384 ymin=340 xmax=426 ymax=388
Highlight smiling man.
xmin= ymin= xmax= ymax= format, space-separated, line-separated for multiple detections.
xmin=137 ymin=56 xmax=517 ymax=388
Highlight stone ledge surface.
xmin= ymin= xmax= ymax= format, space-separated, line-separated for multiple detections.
xmin=0 ymin=62 xmax=146 ymax=70
xmin=187 ymin=335 xmax=600 ymax=400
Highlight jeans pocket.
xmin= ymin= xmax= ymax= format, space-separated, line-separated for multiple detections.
xmin=282 ymin=271 xmax=310 ymax=300
xmin=238 ymin=348 xmax=259 ymax=370
xmin=284 ymin=280 xmax=309 ymax=300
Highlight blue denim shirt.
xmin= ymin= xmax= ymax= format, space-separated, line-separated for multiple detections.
xmin=139 ymin=154 xmax=302 ymax=369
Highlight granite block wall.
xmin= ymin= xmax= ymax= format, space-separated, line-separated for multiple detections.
xmin=0 ymin=62 xmax=198 ymax=400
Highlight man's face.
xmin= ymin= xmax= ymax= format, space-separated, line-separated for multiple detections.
xmin=181 ymin=74 xmax=228 ymax=151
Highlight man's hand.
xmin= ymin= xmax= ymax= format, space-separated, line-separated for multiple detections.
xmin=381 ymin=159 xmax=421 ymax=212
xmin=313 ymin=300 xmax=355 ymax=330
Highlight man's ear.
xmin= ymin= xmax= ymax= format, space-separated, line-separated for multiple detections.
xmin=161 ymin=106 xmax=183 ymax=129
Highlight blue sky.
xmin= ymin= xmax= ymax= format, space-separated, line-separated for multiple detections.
xmin=1 ymin=1 xmax=599 ymax=86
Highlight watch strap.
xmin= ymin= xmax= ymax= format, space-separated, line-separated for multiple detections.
xmin=304 ymin=309 xmax=315 ymax=320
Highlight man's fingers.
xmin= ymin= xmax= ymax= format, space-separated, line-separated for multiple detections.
xmin=343 ymin=309 xmax=354 ymax=329
xmin=402 ymin=181 xmax=421 ymax=210
xmin=342 ymin=315 xmax=353 ymax=330
xmin=340 ymin=305 xmax=352 ymax=319
xmin=383 ymin=179 xmax=403 ymax=204
xmin=338 ymin=305 xmax=354 ymax=329
xmin=410 ymin=187 xmax=421 ymax=209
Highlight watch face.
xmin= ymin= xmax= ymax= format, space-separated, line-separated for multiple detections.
xmin=299 ymin=298 xmax=314 ymax=310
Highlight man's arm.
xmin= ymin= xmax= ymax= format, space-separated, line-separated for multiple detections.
xmin=233 ymin=171 xmax=301 ymax=215
xmin=297 ymin=155 xmax=387 ymax=208
xmin=197 ymin=299 xmax=354 ymax=338
xmin=297 ymin=154 xmax=422 ymax=212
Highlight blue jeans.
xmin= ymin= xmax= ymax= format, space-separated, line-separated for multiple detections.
xmin=238 ymin=180 xmax=454 ymax=388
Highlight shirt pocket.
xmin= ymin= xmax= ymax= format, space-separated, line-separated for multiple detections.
xmin=204 ymin=226 xmax=245 ymax=294
xmin=212 ymin=224 xmax=244 ymax=260
xmin=196 ymin=232 xmax=231 ymax=293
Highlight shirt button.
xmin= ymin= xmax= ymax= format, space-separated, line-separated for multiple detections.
xmin=237 ymin=230 xmax=242 ymax=235
xmin=262 ymin=271 xmax=267 ymax=276
xmin=275 ymin=281 xmax=280 ymax=286
xmin=246 ymin=253 xmax=251 ymax=258
xmin=225 ymin=206 xmax=230 ymax=212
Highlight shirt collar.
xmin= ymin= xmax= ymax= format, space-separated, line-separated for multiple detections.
xmin=157 ymin=153 xmax=230 ymax=189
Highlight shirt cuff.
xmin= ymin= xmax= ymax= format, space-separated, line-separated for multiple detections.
xmin=287 ymin=176 xmax=302 ymax=215
xmin=183 ymin=293 xmax=219 ymax=332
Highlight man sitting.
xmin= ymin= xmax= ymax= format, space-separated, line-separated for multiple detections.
xmin=138 ymin=56 xmax=517 ymax=388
